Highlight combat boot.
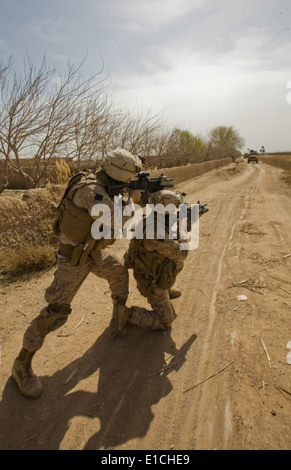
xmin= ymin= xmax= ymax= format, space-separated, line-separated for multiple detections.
xmin=169 ymin=289 xmax=181 ymax=299
xmin=113 ymin=304 xmax=131 ymax=337
xmin=12 ymin=348 xmax=43 ymax=399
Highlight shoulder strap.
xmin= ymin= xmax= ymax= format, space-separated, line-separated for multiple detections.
xmin=57 ymin=171 xmax=101 ymax=207
xmin=57 ymin=172 xmax=85 ymax=208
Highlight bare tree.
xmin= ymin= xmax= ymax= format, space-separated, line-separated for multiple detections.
xmin=0 ymin=55 xmax=247 ymax=192
xmin=109 ymin=106 xmax=163 ymax=158
xmin=0 ymin=55 xmax=111 ymax=189
xmin=0 ymin=57 xmax=13 ymax=192
xmin=0 ymin=56 xmax=53 ymax=188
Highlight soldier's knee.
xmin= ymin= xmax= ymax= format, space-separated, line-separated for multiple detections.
xmin=47 ymin=303 xmax=71 ymax=331
xmin=36 ymin=303 xmax=71 ymax=333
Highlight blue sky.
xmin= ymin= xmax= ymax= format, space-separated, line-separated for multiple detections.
xmin=1 ymin=0 xmax=291 ymax=152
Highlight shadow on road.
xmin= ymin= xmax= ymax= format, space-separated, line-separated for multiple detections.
xmin=0 ymin=323 xmax=197 ymax=450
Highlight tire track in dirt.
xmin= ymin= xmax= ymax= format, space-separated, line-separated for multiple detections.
xmin=174 ymin=165 xmax=261 ymax=449
xmin=134 ymin=164 xmax=260 ymax=450
xmin=182 ymin=163 xmax=291 ymax=450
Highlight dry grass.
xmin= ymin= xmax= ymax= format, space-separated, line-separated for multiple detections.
xmin=261 ymin=154 xmax=291 ymax=185
xmin=0 ymin=243 xmax=56 ymax=279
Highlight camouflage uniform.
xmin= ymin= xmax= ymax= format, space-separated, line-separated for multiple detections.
xmin=23 ymin=176 xmax=129 ymax=353
xmin=23 ymin=251 xmax=129 ymax=352
xmin=126 ymin=230 xmax=188 ymax=330
xmin=114 ymin=190 xmax=188 ymax=335
xmin=12 ymin=149 xmax=142 ymax=398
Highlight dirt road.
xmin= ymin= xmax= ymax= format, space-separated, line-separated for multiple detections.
xmin=0 ymin=160 xmax=290 ymax=450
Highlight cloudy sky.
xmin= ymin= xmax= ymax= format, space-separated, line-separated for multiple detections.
xmin=1 ymin=0 xmax=291 ymax=152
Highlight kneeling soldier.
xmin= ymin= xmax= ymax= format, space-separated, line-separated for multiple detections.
xmin=114 ymin=190 xmax=190 ymax=336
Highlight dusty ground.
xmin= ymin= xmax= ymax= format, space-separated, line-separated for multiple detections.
xmin=0 ymin=159 xmax=290 ymax=450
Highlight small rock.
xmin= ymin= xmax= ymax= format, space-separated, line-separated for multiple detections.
xmin=236 ymin=295 xmax=248 ymax=301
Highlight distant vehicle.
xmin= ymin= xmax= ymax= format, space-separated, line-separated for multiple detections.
xmin=244 ymin=152 xmax=249 ymax=159
xmin=248 ymin=150 xmax=259 ymax=164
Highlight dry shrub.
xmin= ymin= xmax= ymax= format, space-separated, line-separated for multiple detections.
xmin=55 ymin=159 xmax=71 ymax=184
xmin=0 ymin=185 xmax=64 ymax=251
xmin=0 ymin=243 xmax=56 ymax=278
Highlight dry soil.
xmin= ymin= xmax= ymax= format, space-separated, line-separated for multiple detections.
xmin=0 ymin=160 xmax=290 ymax=450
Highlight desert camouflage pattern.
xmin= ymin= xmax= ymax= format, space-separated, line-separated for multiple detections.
xmin=22 ymin=174 xmax=130 ymax=352
xmin=125 ymin=233 xmax=187 ymax=331
xmin=59 ymin=178 xmax=115 ymax=246
xmin=102 ymin=149 xmax=142 ymax=182
xmin=129 ymin=286 xmax=176 ymax=330
xmin=23 ymin=252 xmax=129 ymax=352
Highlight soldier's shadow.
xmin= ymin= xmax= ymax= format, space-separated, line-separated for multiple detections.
xmin=1 ymin=324 xmax=197 ymax=450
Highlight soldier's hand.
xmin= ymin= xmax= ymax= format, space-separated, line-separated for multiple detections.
xmin=129 ymin=189 xmax=145 ymax=204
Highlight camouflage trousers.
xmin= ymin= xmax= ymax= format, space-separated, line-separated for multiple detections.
xmin=23 ymin=251 xmax=129 ymax=352
xmin=128 ymin=284 xmax=176 ymax=330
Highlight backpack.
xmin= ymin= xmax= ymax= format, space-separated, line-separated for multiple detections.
xmin=52 ymin=171 xmax=98 ymax=236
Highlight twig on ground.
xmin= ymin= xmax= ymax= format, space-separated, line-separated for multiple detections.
xmin=279 ymin=287 xmax=291 ymax=296
xmin=260 ymin=338 xmax=272 ymax=368
xmin=270 ymin=275 xmax=291 ymax=285
xmin=258 ymin=381 xmax=268 ymax=390
xmin=229 ymin=278 xmax=265 ymax=294
xmin=196 ymin=286 xmax=211 ymax=302
xmin=183 ymin=361 xmax=234 ymax=393
xmin=274 ymin=385 xmax=291 ymax=400
xmin=146 ymin=358 xmax=184 ymax=377
xmin=64 ymin=367 xmax=78 ymax=384
xmin=73 ymin=315 xmax=85 ymax=330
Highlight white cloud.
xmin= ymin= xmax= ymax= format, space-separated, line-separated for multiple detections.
xmin=23 ymin=17 xmax=70 ymax=43
xmin=0 ymin=0 xmax=290 ymax=151
xmin=95 ymin=0 xmax=208 ymax=33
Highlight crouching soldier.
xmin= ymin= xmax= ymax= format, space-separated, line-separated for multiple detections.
xmin=113 ymin=190 xmax=191 ymax=336
xmin=12 ymin=149 xmax=143 ymax=399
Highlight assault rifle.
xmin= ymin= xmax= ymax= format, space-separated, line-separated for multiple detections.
xmin=180 ymin=193 xmax=208 ymax=216
xmin=106 ymin=171 xmax=174 ymax=205
xmin=197 ymin=201 xmax=209 ymax=215
xmin=176 ymin=200 xmax=209 ymax=231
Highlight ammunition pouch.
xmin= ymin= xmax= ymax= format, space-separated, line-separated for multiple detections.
xmin=59 ymin=242 xmax=91 ymax=266
xmin=125 ymin=239 xmax=180 ymax=296
xmin=59 ymin=238 xmax=112 ymax=267
xmin=155 ymin=258 xmax=179 ymax=291
xmin=58 ymin=199 xmax=92 ymax=242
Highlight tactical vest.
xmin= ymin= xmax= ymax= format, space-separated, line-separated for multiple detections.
xmin=124 ymin=217 xmax=183 ymax=296
xmin=53 ymin=170 xmax=116 ymax=266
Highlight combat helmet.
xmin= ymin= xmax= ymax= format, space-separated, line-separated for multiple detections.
xmin=149 ymin=190 xmax=184 ymax=211
xmin=102 ymin=149 xmax=142 ymax=182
